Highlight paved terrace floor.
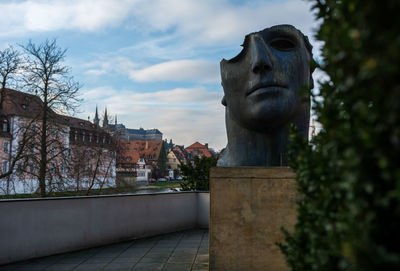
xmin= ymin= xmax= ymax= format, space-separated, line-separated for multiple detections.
xmin=0 ymin=229 xmax=209 ymax=271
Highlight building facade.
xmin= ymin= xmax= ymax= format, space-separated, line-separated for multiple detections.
xmin=116 ymin=140 xmax=166 ymax=182
xmin=0 ymin=89 xmax=116 ymax=194
xmin=185 ymin=142 xmax=212 ymax=159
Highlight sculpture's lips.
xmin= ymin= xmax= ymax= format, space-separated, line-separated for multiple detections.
xmin=246 ymin=83 xmax=288 ymax=96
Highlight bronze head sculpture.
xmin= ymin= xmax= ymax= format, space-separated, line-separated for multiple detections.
xmin=217 ymin=24 xmax=315 ymax=166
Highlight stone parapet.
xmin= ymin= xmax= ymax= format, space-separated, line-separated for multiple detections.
xmin=210 ymin=167 xmax=297 ymax=271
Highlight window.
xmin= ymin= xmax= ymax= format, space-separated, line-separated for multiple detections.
xmin=51 ymin=146 xmax=57 ymax=156
xmin=2 ymin=161 xmax=8 ymax=174
xmin=82 ymin=132 xmax=85 ymax=142
xmin=2 ymin=120 xmax=8 ymax=132
xmin=3 ymin=142 xmax=9 ymax=153
xmin=173 ymin=158 xmax=176 ymax=162
xmin=16 ymin=163 xmax=23 ymax=174
xmin=89 ymin=134 xmax=92 ymax=142
xmin=29 ymin=164 xmax=34 ymax=173
xmin=102 ymin=137 xmax=105 ymax=143
xmin=50 ymin=163 xmax=56 ymax=174
xmin=96 ymin=135 xmax=99 ymax=143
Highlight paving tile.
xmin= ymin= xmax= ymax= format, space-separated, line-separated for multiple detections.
xmin=167 ymin=254 xmax=196 ymax=263
xmin=161 ymin=263 xmax=192 ymax=271
xmin=148 ymin=248 xmax=174 ymax=253
xmin=144 ymin=252 xmax=171 ymax=257
xmin=132 ymin=262 xmax=164 ymax=271
xmin=83 ymin=257 xmax=114 ymax=264
xmin=122 ymin=248 xmax=149 ymax=254
xmin=139 ymin=256 xmax=169 ymax=263
xmin=132 ymin=241 xmax=157 ymax=248
xmin=44 ymin=263 xmax=79 ymax=271
xmin=197 ymin=247 xmax=208 ymax=254
xmin=153 ymin=246 xmax=175 ymax=249
xmin=119 ymin=251 xmax=147 ymax=258
xmin=73 ymin=263 xmax=107 ymax=271
xmin=112 ymin=257 xmax=141 ymax=263
xmin=103 ymin=262 xmax=135 ymax=270
xmin=173 ymin=248 xmax=198 ymax=254
xmin=171 ymin=251 xmax=197 ymax=258
xmin=57 ymin=257 xmax=86 ymax=264
xmin=1 ymin=229 xmax=208 ymax=271
xmin=92 ymin=251 xmax=121 ymax=258
xmin=191 ymin=263 xmax=209 ymax=271
xmin=195 ymin=254 xmax=209 ymax=264
xmin=63 ymin=252 xmax=94 ymax=259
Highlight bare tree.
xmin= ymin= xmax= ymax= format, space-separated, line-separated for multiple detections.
xmin=0 ymin=46 xmax=21 ymax=109
xmin=0 ymin=46 xmax=32 ymax=194
xmin=21 ymin=39 xmax=81 ymax=197
xmin=69 ymin=137 xmax=117 ymax=195
xmin=85 ymin=146 xmax=116 ymax=195
xmin=0 ymin=118 xmax=36 ymax=194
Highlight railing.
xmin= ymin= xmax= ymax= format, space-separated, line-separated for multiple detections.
xmin=0 ymin=191 xmax=209 ymax=265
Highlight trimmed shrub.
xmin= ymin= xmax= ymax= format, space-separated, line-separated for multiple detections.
xmin=280 ymin=0 xmax=400 ymax=270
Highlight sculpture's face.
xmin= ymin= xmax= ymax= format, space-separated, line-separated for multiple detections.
xmin=221 ymin=25 xmax=312 ymax=131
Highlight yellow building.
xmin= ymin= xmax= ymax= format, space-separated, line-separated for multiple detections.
xmin=166 ymin=150 xmax=180 ymax=170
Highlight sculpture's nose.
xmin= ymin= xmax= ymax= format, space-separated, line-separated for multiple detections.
xmin=250 ymin=35 xmax=273 ymax=74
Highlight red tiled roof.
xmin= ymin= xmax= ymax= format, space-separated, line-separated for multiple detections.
xmin=58 ymin=115 xmax=98 ymax=131
xmin=0 ymin=88 xmax=47 ymax=118
xmin=185 ymin=141 xmax=212 ymax=158
xmin=172 ymin=145 xmax=188 ymax=162
xmin=118 ymin=140 xmax=164 ymax=165
xmin=1 ymin=88 xmax=108 ymax=135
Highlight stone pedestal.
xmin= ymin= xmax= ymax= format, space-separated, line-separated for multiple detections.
xmin=209 ymin=167 xmax=297 ymax=271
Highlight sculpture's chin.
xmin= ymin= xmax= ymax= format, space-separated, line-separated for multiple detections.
xmin=229 ymin=103 xmax=297 ymax=132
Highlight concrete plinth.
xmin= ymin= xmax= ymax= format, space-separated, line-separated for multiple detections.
xmin=209 ymin=167 xmax=297 ymax=271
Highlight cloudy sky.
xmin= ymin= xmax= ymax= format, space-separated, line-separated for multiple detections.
xmin=0 ymin=0 xmax=320 ymax=151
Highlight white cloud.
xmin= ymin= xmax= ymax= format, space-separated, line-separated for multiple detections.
xmin=130 ymin=0 xmax=316 ymax=46
xmin=0 ymin=0 xmax=137 ymax=36
xmin=83 ymin=57 xmax=219 ymax=83
xmin=0 ymin=0 xmax=316 ymax=47
xmin=83 ymin=57 xmax=140 ymax=77
xmin=79 ymin=86 xmax=227 ymax=150
xmin=129 ymin=60 xmax=220 ymax=83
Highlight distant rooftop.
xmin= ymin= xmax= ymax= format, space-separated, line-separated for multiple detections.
xmin=127 ymin=128 xmax=162 ymax=135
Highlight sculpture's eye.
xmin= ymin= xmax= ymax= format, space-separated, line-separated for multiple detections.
xmin=270 ymin=38 xmax=296 ymax=51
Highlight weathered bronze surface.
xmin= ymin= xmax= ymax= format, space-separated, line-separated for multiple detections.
xmin=218 ymin=25 xmax=314 ymax=166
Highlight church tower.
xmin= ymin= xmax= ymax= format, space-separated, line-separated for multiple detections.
xmin=94 ymin=105 xmax=100 ymax=126
xmin=103 ymin=107 xmax=109 ymax=128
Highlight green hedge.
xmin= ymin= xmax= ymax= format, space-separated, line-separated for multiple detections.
xmin=280 ymin=0 xmax=400 ymax=270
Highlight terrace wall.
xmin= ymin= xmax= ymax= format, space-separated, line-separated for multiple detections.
xmin=0 ymin=192 xmax=209 ymax=264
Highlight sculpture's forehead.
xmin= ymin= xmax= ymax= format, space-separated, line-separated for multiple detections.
xmin=222 ymin=25 xmax=308 ymax=64
xmin=250 ymin=24 xmax=303 ymax=41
